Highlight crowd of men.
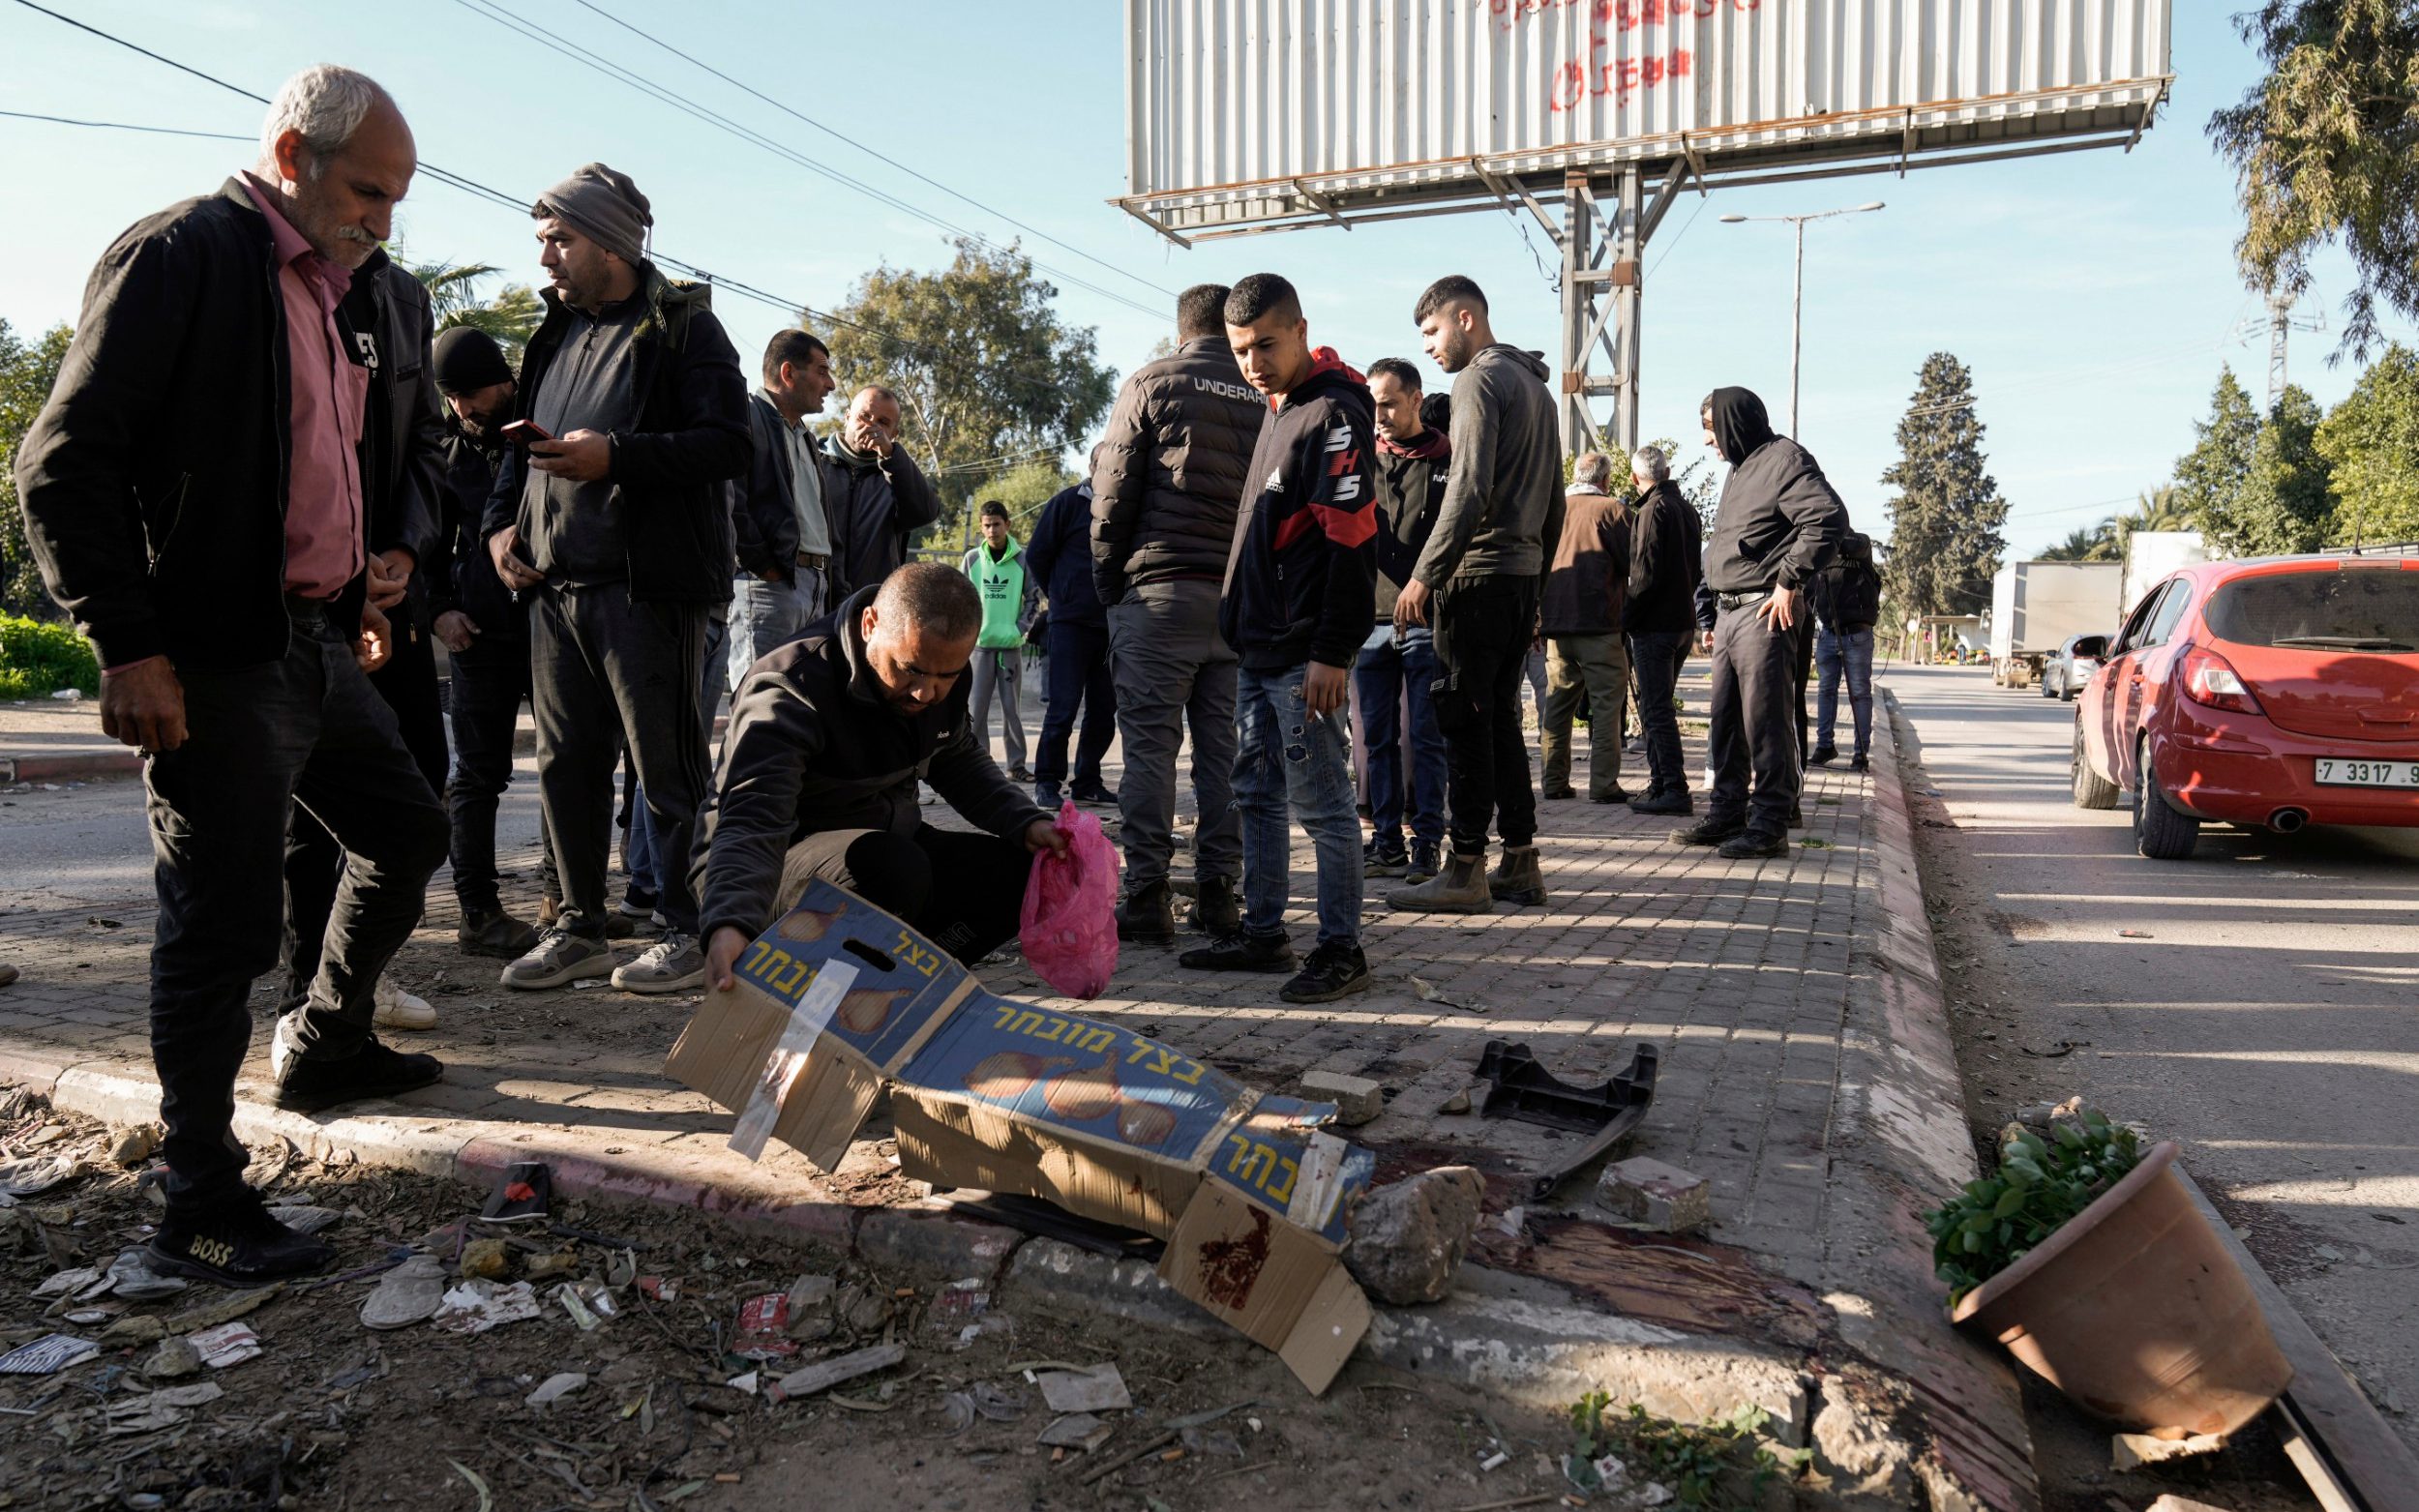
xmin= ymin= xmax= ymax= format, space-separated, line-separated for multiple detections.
xmin=12 ymin=65 xmax=1876 ymax=1290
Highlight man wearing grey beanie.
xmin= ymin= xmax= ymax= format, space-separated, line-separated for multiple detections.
xmin=480 ymin=163 xmax=750 ymax=996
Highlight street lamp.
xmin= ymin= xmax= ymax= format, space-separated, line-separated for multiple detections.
xmin=1717 ymin=201 xmax=1886 ymax=437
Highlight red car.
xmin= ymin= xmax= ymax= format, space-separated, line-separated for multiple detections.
xmin=2070 ymin=554 xmax=2419 ymax=858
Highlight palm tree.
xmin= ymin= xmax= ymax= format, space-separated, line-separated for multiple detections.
xmin=402 ymin=258 xmax=542 ymax=354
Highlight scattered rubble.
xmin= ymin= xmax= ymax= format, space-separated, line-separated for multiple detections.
xmin=1343 ymin=1165 xmax=1486 ymax=1304
xmin=1299 ymin=1071 xmax=1385 ymax=1125
xmin=1596 ymin=1157 xmax=1712 ymax=1236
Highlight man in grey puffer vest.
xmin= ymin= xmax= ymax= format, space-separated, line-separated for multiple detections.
xmin=1387 ymin=276 xmax=1563 ymax=916
xmin=1090 ymin=283 xmax=1267 ymax=944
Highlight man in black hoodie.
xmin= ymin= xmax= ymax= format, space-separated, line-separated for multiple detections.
xmin=1808 ymin=530 xmax=1882 ymax=770
xmin=1180 ymin=275 xmax=1377 ymax=1006
xmin=1680 ymin=388 xmax=1848 ymax=858
xmin=1357 ymin=357 xmax=1452 ymax=883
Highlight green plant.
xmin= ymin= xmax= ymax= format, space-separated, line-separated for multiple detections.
xmin=1925 ymin=1110 xmax=2143 ymax=1306
xmin=1563 ymin=1395 xmax=1806 ymax=1508
xmin=0 ymin=613 xmax=99 ymax=699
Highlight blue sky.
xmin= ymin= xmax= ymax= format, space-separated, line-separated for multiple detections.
xmin=1 ymin=2 xmax=2400 ymax=557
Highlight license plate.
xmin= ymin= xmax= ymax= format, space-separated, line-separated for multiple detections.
xmin=2314 ymin=757 xmax=2419 ymax=788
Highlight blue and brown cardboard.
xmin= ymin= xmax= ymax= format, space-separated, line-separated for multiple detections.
xmin=664 ymin=882 xmax=1380 ymax=1392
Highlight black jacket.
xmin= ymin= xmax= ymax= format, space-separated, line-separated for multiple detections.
xmin=16 ymin=180 xmax=440 ymax=669
xmin=1371 ymin=435 xmax=1451 ymax=623
xmin=1090 ymin=335 xmax=1268 ymax=604
xmin=1809 ymin=531 xmax=1882 ymax=632
xmin=1625 ymin=479 xmax=1703 ymax=635
xmin=693 ymin=586 xmax=1050 ymax=941
xmin=730 ymin=391 xmax=817 ymax=582
xmin=1024 ymin=483 xmax=1103 ymax=629
xmin=1701 ymin=387 xmax=1847 ymax=595
xmin=430 ymin=418 xmax=521 ymax=640
xmin=1219 ymin=357 xmax=1378 ymax=672
xmin=481 ymin=266 xmax=750 ymax=603
xmin=821 ymin=440 xmax=941 ymax=601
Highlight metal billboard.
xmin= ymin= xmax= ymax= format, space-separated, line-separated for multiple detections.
xmin=1117 ymin=1 xmax=2172 ymax=453
xmin=1118 ymin=0 xmax=2172 ymax=240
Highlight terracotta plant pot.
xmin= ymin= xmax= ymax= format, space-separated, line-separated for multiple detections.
xmin=1952 ymin=1141 xmax=2293 ymax=1437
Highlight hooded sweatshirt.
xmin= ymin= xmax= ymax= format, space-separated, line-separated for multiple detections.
xmin=1371 ymin=425 xmax=1451 ymax=622
xmin=1700 ymin=386 xmax=1848 ymax=595
xmin=1412 ymin=344 xmax=1562 ymax=587
xmin=1220 ymin=348 xmax=1378 ymax=671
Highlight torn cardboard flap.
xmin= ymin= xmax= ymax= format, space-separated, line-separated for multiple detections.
xmin=665 ymin=882 xmax=1383 ymax=1392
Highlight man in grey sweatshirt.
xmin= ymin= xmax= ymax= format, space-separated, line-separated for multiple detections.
xmin=1387 ymin=276 xmax=1563 ymax=915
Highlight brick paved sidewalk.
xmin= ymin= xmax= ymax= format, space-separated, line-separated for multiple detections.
xmin=0 ymin=669 xmax=2031 ymax=1503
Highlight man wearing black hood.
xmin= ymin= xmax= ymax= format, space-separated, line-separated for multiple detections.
xmin=1682 ymin=388 xmax=1847 ymax=858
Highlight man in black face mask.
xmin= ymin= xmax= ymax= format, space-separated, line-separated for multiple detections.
xmin=1678 ymin=388 xmax=1847 ymax=859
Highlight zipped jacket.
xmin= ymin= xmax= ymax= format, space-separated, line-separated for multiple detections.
xmin=1219 ymin=353 xmax=1378 ymax=671
xmin=1371 ymin=431 xmax=1450 ymax=623
xmin=1090 ymin=336 xmax=1267 ymax=604
xmin=480 ymin=265 xmax=750 ymax=603
xmin=693 ymin=586 xmax=1049 ymax=940
xmin=1624 ymin=479 xmax=1703 ymax=635
xmin=16 ymin=180 xmax=439 ymax=668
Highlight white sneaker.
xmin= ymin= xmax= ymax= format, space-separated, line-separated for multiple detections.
xmin=611 ymin=932 xmax=705 ymax=994
xmin=371 ymin=976 xmax=436 ymax=1031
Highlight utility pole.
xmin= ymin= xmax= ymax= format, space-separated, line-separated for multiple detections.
xmin=1719 ymin=201 xmax=1887 ymax=437
xmin=2265 ymin=289 xmax=2322 ymax=409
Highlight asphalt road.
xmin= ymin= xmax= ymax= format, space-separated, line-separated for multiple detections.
xmin=1881 ymin=662 xmax=2419 ymax=1455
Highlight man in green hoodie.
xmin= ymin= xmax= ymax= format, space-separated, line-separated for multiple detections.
xmin=960 ymin=500 xmax=1038 ymax=781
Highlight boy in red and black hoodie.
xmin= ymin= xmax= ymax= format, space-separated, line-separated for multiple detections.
xmin=1181 ymin=274 xmax=1377 ymax=1004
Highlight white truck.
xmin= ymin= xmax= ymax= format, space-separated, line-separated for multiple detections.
xmin=1987 ymin=561 xmax=2124 ymax=689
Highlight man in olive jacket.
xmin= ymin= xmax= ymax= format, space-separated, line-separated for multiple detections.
xmin=482 ymin=163 xmax=749 ymax=996
xmin=14 ymin=67 xmax=450 ymax=1287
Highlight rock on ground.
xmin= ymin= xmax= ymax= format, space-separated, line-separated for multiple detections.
xmin=1343 ymin=1166 xmax=1485 ymax=1305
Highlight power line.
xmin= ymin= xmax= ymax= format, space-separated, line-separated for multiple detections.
xmin=0 ymin=107 xmax=247 ymax=141
xmin=449 ymin=0 xmax=1167 ymax=320
xmin=568 ymin=0 xmax=1176 ymax=303
xmin=2 ymin=4 xmax=954 ymax=359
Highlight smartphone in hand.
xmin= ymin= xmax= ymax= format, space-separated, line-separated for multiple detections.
xmin=500 ymin=419 xmax=555 ymax=449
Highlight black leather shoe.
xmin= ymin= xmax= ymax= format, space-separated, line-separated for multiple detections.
xmin=1628 ymin=787 xmax=1692 ymax=815
xmin=1808 ymin=745 xmax=1838 ymax=766
xmin=1849 ymin=754 xmax=1870 ymax=772
xmin=272 ymin=1037 xmax=444 ymax=1113
xmin=1179 ymin=933 xmax=1297 ymax=973
xmin=1280 ymin=941 xmax=1370 ymax=1004
xmin=1115 ymin=882 xmax=1176 ymax=945
xmin=148 ymin=1198 xmax=335 ymax=1288
xmin=1671 ymin=815 xmax=1746 ymax=845
xmin=1717 ymin=829 xmax=1788 ymax=860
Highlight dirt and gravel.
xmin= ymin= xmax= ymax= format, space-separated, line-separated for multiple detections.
xmin=1 ymin=1082 xmax=1781 ymax=1512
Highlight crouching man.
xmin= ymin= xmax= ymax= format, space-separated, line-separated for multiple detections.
xmin=696 ymin=562 xmax=1068 ymax=985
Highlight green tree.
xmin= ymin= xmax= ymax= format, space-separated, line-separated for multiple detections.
xmin=0 ymin=319 xmax=74 ymax=621
xmin=2314 ymin=344 xmax=2419 ymax=545
xmin=2215 ymin=385 xmax=2337 ymax=555
xmin=2040 ymin=486 xmax=2194 ymax=564
xmin=822 ymin=239 xmax=1116 ymax=539
xmin=2036 ymin=523 xmax=2114 ymax=563
xmin=1879 ymin=353 xmax=2008 ymax=617
xmin=2210 ymin=2 xmax=2419 ymax=359
xmin=400 ymin=258 xmax=543 ymax=356
xmin=2172 ymin=369 xmax=2261 ymax=545
xmin=928 ymin=460 xmax=1078 ymax=555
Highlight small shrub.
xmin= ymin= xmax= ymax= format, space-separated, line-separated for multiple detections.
xmin=0 ymin=613 xmax=100 ymax=699
xmin=1925 ymin=1109 xmax=2143 ymax=1305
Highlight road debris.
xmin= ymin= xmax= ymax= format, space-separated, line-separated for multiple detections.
xmin=0 ymin=1332 xmax=98 ymax=1374
xmin=188 ymin=1320 xmax=262 ymax=1368
xmin=1596 ymin=1156 xmax=1712 ymax=1236
xmin=1344 ymin=1166 xmax=1485 ymax=1304
xmin=767 ymin=1342 xmax=906 ymax=1403
xmin=1472 ymin=1039 xmax=1660 ymax=1201
xmin=1039 ymin=1411 xmax=1116 ymax=1451
xmin=1410 ymin=974 xmax=1485 ymax=1013
xmin=432 ymin=1279 xmax=541 ymax=1334
xmin=360 ymin=1254 xmax=447 ymax=1329
xmin=480 ymin=1159 xmax=552 ymax=1223
xmin=1299 ymin=1071 xmax=1384 ymax=1125
xmin=1037 ymin=1362 xmax=1132 ymax=1413
xmin=525 ymin=1371 xmax=587 ymax=1408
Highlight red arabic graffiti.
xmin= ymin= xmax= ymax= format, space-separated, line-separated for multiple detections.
xmin=1493 ymin=0 xmax=1760 ymax=34
xmin=1550 ymin=49 xmax=1692 ymax=111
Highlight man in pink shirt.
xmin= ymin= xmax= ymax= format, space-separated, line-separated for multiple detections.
xmin=15 ymin=66 xmax=451 ymax=1289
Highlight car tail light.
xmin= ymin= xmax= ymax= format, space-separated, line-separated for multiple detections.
xmin=2178 ymin=644 xmax=2263 ymax=715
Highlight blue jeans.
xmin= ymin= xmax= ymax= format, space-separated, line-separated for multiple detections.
xmin=1232 ymin=664 xmax=1362 ymax=949
xmin=1036 ymin=618 xmax=1116 ymax=787
xmin=1815 ymin=625 xmax=1875 ymax=756
xmin=1353 ymin=631 xmax=1446 ymax=851
xmin=728 ymin=569 xmax=827 ymax=692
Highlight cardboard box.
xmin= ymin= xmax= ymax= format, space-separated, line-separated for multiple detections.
xmin=665 ymin=882 xmax=1378 ymax=1392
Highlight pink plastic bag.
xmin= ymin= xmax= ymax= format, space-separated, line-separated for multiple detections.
xmin=1019 ymin=801 xmax=1121 ymax=999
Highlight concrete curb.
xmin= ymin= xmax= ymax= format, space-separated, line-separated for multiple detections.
xmin=1800 ymin=687 xmax=2038 ymax=1509
xmin=1 ymin=749 xmax=144 ymax=784
xmin=9 ymin=1040 xmax=1843 ymax=1428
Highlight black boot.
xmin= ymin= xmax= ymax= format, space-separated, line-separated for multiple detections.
xmin=1115 ymin=881 xmax=1175 ymax=945
xmin=148 ymin=1195 xmax=335 ymax=1288
xmin=458 ymin=907 xmax=539 ymax=960
xmin=1717 ymin=828 xmax=1788 ymax=859
xmin=1179 ymin=933 xmax=1297 ymax=973
xmin=1671 ymin=815 xmax=1746 ymax=846
xmin=1628 ymin=787 xmax=1691 ymax=815
xmin=1185 ymin=874 xmax=1240 ymax=936
xmin=271 ymin=1033 xmax=445 ymax=1113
